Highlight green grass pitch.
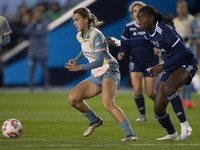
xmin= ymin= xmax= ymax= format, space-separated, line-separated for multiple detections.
xmin=0 ymin=90 xmax=199 ymax=150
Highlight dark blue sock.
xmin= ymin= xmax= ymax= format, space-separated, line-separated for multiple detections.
xmin=156 ymin=111 xmax=176 ymax=135
xmin=134 ymin=95 xmax=145 ymax=116
xmin=167 ymin=91 xmax=187 ymax=123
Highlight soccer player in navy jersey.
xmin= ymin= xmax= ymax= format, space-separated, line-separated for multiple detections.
xmin=119 ymin=1 xmax=159 ymax=122
xmin=106 ymin=5 xmax=198 ymax=141
xmin=65 ymin=7 xmax=137 ymax=141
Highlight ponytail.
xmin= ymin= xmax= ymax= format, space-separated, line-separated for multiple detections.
xmin=89 ymin=14 xmax=104 ymax=26
xmin=139 ymin=5 xmax=175 ymax=28
xmin=73 ymin=7 xmax=104 ymax=27
xmin=156 ymin=12 xmax=175 ymax=28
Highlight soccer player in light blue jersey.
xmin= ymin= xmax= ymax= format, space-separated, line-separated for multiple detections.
xmin=106 ymin=5 xmax=198 ymax=141
xmin=65 ymin=7 xmax=137 ymax=141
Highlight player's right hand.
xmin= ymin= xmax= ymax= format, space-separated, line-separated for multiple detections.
xmin=68 ymin=59 xmax=78 ymax=65
xmin=118 ymin=52 xmax=125 ymax=60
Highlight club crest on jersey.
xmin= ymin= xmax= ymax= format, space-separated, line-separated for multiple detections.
xmin=89 ymin=44 xmax=93 ymax=49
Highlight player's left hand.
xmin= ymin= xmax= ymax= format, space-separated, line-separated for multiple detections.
xmin=64 ymin=63 xmax=81 ymax=71
xmin=149 ymin=64 xmax=164 ymax=77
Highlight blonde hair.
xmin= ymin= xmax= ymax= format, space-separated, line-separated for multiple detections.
xmin=73 ymin=7 xmax=104 ymax=27
xmin=129 ymin=1 xmax=146 ymax=15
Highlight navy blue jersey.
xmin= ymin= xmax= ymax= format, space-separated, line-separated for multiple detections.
xmin=144 ymin=21 xmax=198 ymax=71
xmin=120 ymin=21 xmax=158 ymax=66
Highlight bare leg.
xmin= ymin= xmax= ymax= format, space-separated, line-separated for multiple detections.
xmin=102 ymin=78 xmax=126 ymax=123
xmin=68 ymin=80 xmax=101 ymax=113
xmin=155 ymin=68 xmax=192 ymax=140
xmin=130 ymin=72 xmax=143 ymax=96
xmin=144 ymin=76 xmax=157 ymax=100
xmin=102 ymin=77 xmax=135 ymax=137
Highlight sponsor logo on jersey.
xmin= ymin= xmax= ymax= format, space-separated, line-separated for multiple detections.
xmin=83 ymin=51 xmax=95 ymax=56
xmin=130 ymin=27 xmax=137 ymax=31
xmin=137 ymin=31 xmax=146 ymax=35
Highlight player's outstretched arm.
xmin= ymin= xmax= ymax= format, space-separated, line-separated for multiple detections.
xmin=105 ymin=36 xmax=121 ymax=46
xmin=106 ymin=36 xmax=151 ymax=49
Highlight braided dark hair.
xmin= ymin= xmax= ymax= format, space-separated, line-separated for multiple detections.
xmin=139 ymin=5 xmax=175 ymax=28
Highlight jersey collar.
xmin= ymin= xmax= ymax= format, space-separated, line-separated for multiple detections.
xmin=149 ymin=21 xmax=158 ymax=37
xmin=79 ymin=26 xmax=92 ymax=40
xmin=133 ymin=20 xmax=140 ymax=28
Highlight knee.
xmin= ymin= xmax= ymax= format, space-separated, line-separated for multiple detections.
xmin=153 ymin=103 xmax=160 ymax=116
xmin=163 ymin=84 xmax=174 ymax=96
xmin=153 ymin=101 xmax=166 ymax=117
xmin=134 ymin=88 xmax=142 ymax=96
xmin=68 ymin=94 xmax=78 ymax=107
xmin=145 ymin=91 xmax=155 ymax=100
xmin=102 ymin=100 xmax=115 ymax=112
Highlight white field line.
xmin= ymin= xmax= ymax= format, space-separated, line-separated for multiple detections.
xmin=0 ymin=143 xmax=200 ymax=148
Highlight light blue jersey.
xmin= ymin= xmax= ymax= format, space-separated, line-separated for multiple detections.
xmin=76 ymin=26 xmax=119 ymax=77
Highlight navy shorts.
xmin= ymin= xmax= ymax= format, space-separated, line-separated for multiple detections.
xmin=86 ymin=70 xmax=120 ymax=88
xmin=129 ymin=62 xmax=154 ymax=77
xmin=160 ymin=64 xmax=198 ymax=85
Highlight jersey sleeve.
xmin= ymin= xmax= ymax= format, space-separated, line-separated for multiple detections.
xmin=80 ymin=51 xmax=104 ymax=70
xmin=93 ymin=32 xmax=107 ymax=51
xmin=3 ymin=18 xmax=12 ymax=36
xmin=80 ymin=33 xmax=106 ymax=70
xmin=162 ymin=28 xmax=181 ymax=47
xmin=120 ymin=26 xmax=131 ymax=52
xmin=121 ymin=36 xmax=150 ymax=49
xmin=162 ymin=29 xmax=190 ymax=69
xmin=75 ymin=51 xmax=84 ymax=61
xmin=121 ymin=26 xmax=131 ymax=40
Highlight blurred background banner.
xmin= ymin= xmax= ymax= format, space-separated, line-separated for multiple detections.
xmin=0 ymin=0 xmax=199 ymax=87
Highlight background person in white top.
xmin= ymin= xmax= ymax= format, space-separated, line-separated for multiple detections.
xmin=174 ymin=0 xmax=196 ymax=109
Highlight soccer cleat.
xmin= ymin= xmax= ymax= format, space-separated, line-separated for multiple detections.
xmin=156 ymin=132 xmax=180 ymax=141
xmin=181 ymin=125 xmax=192 ymax=140
xmin=121 ymin=135 xmax=138 ymax=141
xmin=136 ymin=116 xmax=147 ymax=122
xmin=83 ymin=117 xmax=103 ymax=137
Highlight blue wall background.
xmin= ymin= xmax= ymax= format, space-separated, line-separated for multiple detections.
xmin=3 ymin=0 xmax=180 ymax=86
